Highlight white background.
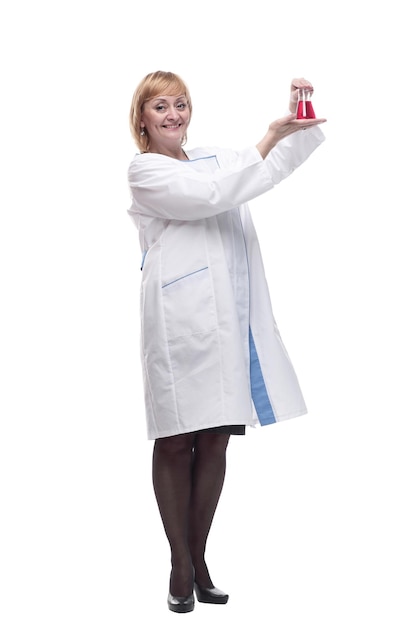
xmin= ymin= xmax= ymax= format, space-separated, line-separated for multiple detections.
xmin=1 ymin=1 xmax=416 ymax=624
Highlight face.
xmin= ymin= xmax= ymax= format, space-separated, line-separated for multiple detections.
xmin=141 ymin=94 xmax=190 ymax=152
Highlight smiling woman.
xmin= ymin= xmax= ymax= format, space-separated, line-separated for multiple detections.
xmin=140 ymin=94 xmax=190 ymax=158
xmin=127 ymin=70 xmax=326 ymax=613
xmin=129 ymin=70 xmax=192 ymax=158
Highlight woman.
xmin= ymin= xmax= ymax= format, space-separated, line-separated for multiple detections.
xmin=127 ymin=70 xmax=326 ymax=613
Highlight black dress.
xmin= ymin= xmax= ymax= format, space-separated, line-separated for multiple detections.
xmin=199 ymin=425 xmax=245 ymax=435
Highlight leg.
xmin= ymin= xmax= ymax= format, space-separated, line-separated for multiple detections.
xmin=152 ymin=432 xmax=196 ymax=596
xmin=188 ymin=432 xmax=231 ymax=588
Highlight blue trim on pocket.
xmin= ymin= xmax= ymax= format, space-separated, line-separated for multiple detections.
xmin=249 ymin=327 xmax=276 ymax=426
xmin=162 ymin=266 xmax=208 ymax=289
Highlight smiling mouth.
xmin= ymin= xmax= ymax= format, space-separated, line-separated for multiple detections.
xmin=163 ymin=124 xmax=181 ymax=129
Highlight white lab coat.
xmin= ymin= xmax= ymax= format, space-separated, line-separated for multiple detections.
xmin=128 ymin=127 xmax=325 ymax=439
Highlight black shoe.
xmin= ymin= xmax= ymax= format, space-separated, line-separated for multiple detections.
xmin=194 ymin=583 xmax=229 ymax=604
xmin=167 ymin=592 xmax=195 ymax=613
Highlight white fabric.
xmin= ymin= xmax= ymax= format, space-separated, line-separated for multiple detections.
xmin=128 ymin=127 xmax=325 ymax=439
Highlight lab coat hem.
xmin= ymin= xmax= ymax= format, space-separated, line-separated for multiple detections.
xmin=250 ymin=407 xmax=308 ymax=430
xmin=147 ymin=420 xmax=254 ymax=441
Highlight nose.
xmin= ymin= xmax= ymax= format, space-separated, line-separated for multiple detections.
xmin=166 ymin=105 xmax=179 ymax=119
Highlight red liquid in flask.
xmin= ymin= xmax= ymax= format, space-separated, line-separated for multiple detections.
xmin=296 ymin=100 xmax=316 ymax=119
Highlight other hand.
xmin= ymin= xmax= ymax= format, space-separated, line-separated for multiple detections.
xmin=256 ymin=112 xmax=326 ymax=159
xmin=289 ymin=77 xmax=315 ymax=114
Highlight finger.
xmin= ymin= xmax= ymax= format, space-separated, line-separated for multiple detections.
xmin=291 ymin=78 xmax=314 ymax=93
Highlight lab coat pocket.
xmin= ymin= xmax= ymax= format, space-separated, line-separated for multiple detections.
xmin=162 ymin=267 xmax=217 ymax=340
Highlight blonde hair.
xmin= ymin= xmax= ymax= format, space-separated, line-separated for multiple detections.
xmin=129 ymin=70 xmax=193 ymax=152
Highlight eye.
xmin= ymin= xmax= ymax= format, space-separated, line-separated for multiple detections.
xmin=176 ymin=102 xmax=187 ymax=110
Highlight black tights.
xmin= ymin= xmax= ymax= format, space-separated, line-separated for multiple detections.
xmin=152 ymin=431 xmax=230 ymax=596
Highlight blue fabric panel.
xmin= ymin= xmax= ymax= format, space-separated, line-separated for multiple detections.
xmin=249 ymin=327 xmax=276 ymax=426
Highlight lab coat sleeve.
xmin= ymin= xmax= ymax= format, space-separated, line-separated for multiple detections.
xmin=128 ymin=146 xmax=274 ymax=221
xmin=265 ymin=125 xmax=325 ymax=184
xmin=128 ymin=127 xmax=325 ymax=222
